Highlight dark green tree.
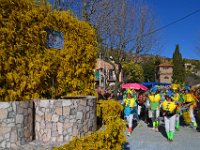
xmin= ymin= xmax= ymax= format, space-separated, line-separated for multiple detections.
xmin=142 ymin=59 xmax=156 ymax=82
xmin=172 ymin=44 xmax=185 ymax=83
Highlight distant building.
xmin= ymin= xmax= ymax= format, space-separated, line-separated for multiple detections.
xmin=95 ymin=58 xmax=123 ymax=88
xmin=185 ymin=63 xmax=195 ymax=73
xmin=157 ymin=63 xmax=173 ymax=84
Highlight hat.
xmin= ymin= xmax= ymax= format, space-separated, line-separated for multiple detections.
xmin=166 ymin=90 xmax=173 ymax=97
xmin=184 ymin=86 xmax=191 ymax=91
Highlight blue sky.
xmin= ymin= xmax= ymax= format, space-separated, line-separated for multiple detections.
xmin=146 ymin=0 xmax=200 ymax=60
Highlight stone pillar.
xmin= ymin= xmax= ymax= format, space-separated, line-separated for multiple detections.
xmin=34 ymin=96 xmax=96 ymax=144
xmin=0 ymin=101 xmax=33 ymax=149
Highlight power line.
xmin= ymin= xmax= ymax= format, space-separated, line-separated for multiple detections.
xmin=143 ymin=8 xmax=200 ymax=37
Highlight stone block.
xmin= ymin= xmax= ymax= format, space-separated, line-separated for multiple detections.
xmin=19 ymin=102 xmax=29 ymax=109
xmin=46 ymin=123 xmax=52 ymax=129
xmin=39 ymin=100 xmax=49 ymax=108
xmin=69 ymin=108 xmax=76 ymax=115
xmin=0 ymin=140 xmax=6 ymax=148
xmin=52 ymin=131 xmax=58 ymax=137
xmin=63 ymin=122 xmax=73 ymax=130
xmin=24 ymin=127 xmax=30 ymax=138
xmin=55 ymin=107 xmax=62 ymax=116
xmin=45 ymin=113 xmax=52 ymax=122
xmin=7 ymin=123 xmax=15 ymax=127
xmin=52 ymin=114 xmax=59 ymax=122
xmin=64 ymin=135 xmax=70 ymax=142
xmin=37 ymin=110 xmax=44 ymax=116
xmin=0 ymin=109 xmax=8 ymax=120
xmin=28 ymin=108 xmax=32 ymax=114
xmin=11 ymin=102 xmax=16 ymax=112
xmin=59 ymin=116 xmax=65 ymax=123
xmin=79 ymin=100 xmax=87 ymax=106
xmin=35 ymin=122 xmax=40 ymax=131
xmin=62 ymin=100 xmax=72 ymax=107
xmin=17 ymin=107 xmax=24 ymax=114
xmin=57 ymin=135 xmax=63 ymax=142
xmin=35 ymin=114 xmax=41 ymax=122
xmin=40 ymin=121 xmax=45 ymax=129
xmin=41 ymin=108 xmax=46 ymax=112
xmin=86 ymin=106 xmax=90 ymax=111
xmin=0 ymin=102 xmax=10 ymax=109
xmin=63 ymin=107 xmax=70 ymax=115
xmin=5 ymin=118 xmax=15 ymax=124
xmin=78 ymin=105 xmax=85 ymax=111
xmin=72 ymin=126 xmax=78 ymax=136
xmin=76 ymin=112 xmax=83 ymax=120
xmin=4 ymin=133 xmax=10 ymax=139
xmin=10 ymin=130 xmax=17 ymax=143
xmin=54 ymin=101 xmax=62 ymax=107
xmin=8 ymin=111 xmax=15 ymax=118
xmin=57 ymin=122 xmax=63 ymax=134
xmin=51 ymin=137 xmax=56 ymax=142
xmin=16 ymin=114 xmax=24 ymax=124
xmin=67 ymin=127 xmax=72 ymax=133
xmin=0 ymin=136 xmax=3 ymax=141
xmin=23 ymin=108 xmax=28 ymax=114
xmin=69 ymin=119 xmax=76 ymax=123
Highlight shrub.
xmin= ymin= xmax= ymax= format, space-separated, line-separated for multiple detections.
xmin=0 ymin=0 xmax=98 ymax=101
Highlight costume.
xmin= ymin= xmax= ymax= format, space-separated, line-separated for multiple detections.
xmin=183 ymin=91 xmax=198 ymax=128
xmin=161 ymin=91 xmax=177 ymax=141
xmin=121 ymin=89 xmax=137 ymax=136
xmin=172 ymin=92 xmax=182 ymax=130
xmin=148 ymin=88 xmax=161 ymax=131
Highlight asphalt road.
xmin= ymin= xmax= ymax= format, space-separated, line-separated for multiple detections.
xmin=124 ymin=120 xmax=200 ymax=150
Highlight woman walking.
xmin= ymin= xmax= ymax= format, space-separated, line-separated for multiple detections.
xmin=161 ymin=91 xmax=177 ymax=141
xmin=121 ymin=89 xmax=138 ymax=136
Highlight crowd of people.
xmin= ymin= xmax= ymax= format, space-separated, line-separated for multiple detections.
xmin=121 ymin=84 xmax=200 ymax=141
xmin=97 ymin=84 xmax=200 ymax=142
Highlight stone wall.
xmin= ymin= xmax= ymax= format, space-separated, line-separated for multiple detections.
xmin=34 ymin=96 xmax=96 ymax=143
xmin=0 ymin=101 xmax=33 ymax=149
xmin=0 ymin=96 xmax=97 ymax=149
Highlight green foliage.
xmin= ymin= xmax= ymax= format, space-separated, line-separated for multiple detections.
xmin=123 ymin=61 xmax=144 ymax=83
xmin=172 ymin=44 xmax=185 ymax=83
xmin=0 ymin=0 xmax=98 ymax=101
xmin=142 ymin=59 xmax=156 ymax=82
xmin=54 ymin=100 xmax=126 ymax=150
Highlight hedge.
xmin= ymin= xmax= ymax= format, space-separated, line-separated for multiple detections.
xmin=0 ymin=0 xmax=98 ymax=101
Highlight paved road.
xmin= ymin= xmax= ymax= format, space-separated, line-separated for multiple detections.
xmin=124 ymin=120 xmax=200 ymax=150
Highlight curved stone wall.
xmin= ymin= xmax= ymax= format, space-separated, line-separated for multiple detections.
xmin=0 ymin=101 xmax=33 ymax=149
xmin=34 ymin=96 xmax=96 ymax=143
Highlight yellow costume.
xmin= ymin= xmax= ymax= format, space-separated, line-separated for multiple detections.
xmin=162 ymin=100 xmax=177 ymax=114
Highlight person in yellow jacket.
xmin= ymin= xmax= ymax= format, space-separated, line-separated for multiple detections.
xmin=161 ymin=90 xmax=177 ymax=141
xmin=172 ymin=89 xmax=183 ymax=131
xmin=148 ymin=87 xmax=161 ymax=131
xmin=183 ymin=87 xmax=198 ymax=128
xmin=121 ymin=89 xmax=138 ymax=136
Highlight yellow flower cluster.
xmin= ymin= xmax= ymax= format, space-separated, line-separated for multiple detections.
xmin=0 ymin=0 xmax=98 ymax=101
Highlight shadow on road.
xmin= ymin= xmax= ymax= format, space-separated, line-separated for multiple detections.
xmin=123 ymin=142 xmax=130 ymax=150
xmin=158 ymin=124 xmax=167 ymax=139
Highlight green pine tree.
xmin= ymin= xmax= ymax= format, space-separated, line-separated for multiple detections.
xmin=172 ymin=44 xmax=186 ymax=83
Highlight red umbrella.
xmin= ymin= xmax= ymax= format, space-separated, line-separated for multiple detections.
xmin=121 ymin=83 xmax=148 ymax=91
